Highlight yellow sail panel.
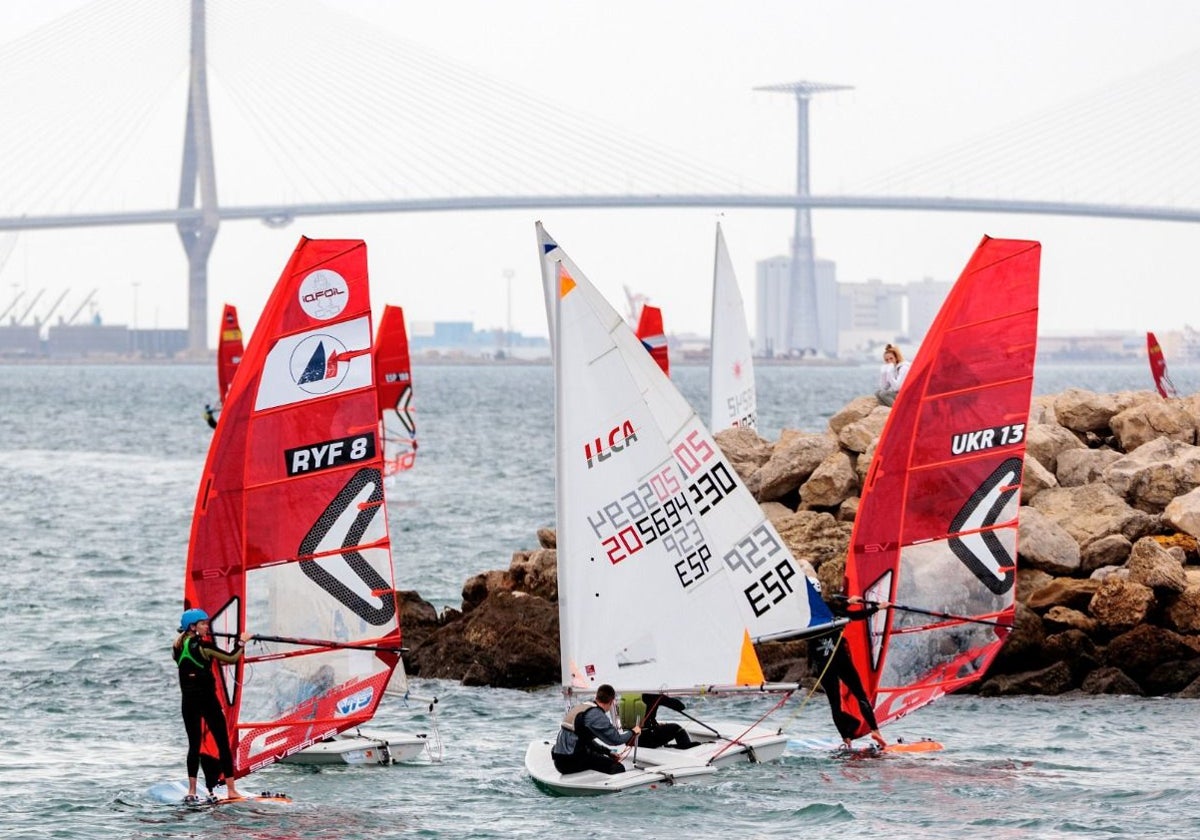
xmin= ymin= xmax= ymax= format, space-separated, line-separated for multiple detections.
xmin=736 ymin=630 xmax=765 ymax=685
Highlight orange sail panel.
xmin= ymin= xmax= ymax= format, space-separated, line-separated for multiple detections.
xmin=374 ymin=305 xmax=417 ymax=475
xmin=842 ymin=237 xmax=1040 ymax=736
xmin=216 ymin=304 xmax=244 ymax=404
xmin=1146 ymin=331 xmax=1177 ymax=398
xmin=635 ymin=304 xmax=670 ymax=376
xmin=184 ymin=238 xmax=401 ymax=778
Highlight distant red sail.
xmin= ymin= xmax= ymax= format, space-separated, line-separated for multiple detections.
xmin=636 ymin=304 xmax=670 ymax=376
xmin=216 ymin=303 xmax=244 ymax=404
xmin=1146 ymin=331 xmax=1177 ymax=398
xmin=374 ymin=304 xmax=417 ymax=475
xmin=185 ymin=238 xmax=401 ymax=779
xmin=841 ymin=237 xmax=1041 ymax=736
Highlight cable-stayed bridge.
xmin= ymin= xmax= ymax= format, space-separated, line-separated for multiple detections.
xmin=2 ymin=0 xmax=1199 ymax=352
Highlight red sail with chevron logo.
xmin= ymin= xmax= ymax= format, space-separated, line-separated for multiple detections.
xmin=374 ymin=305 xmax=417 ymax=476
xmin=841 ymin=237 xmax=1040 ymax=736
xmin=184 ymin=237 xmax=402 ymax=777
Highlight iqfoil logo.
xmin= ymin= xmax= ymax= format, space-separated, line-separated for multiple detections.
xmin=298 ymin=269 xmax=349 ymax=320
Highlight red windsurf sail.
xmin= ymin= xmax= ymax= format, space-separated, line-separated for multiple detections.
xmin=636 ymin=304 xmax=670 ymax=376
xmin=1146 ymin=331 xmax=1177 ymax=398
xmin=374 ymin=305 xmax=417 ymax=476
xmin=184 ymin=237 xmax=401 ymax=778
xmin=841 ymin=237 xmax=1040 ymax=735
xmin=216 ymin=304 xmax=244 ymax=404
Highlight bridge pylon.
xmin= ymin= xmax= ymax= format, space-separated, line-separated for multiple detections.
xmin=755 ymin=80 xmax=851 ymax=356
xmin=177 ymin=0 xmax=220 ymax=356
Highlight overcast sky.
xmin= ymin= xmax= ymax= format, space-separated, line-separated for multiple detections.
xmin=3 ymin=1 xmax=1200 ymax=345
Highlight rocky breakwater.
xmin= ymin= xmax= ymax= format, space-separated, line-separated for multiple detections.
xmin=398 ymin=387 xmax=1200 ymax=697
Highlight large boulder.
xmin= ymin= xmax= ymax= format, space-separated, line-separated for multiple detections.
xmin=1103 ymin=437 xmax=1200 ymax=512
xmin=836 ymin=406 xmax=890 ymax=455
xmin=397 ymin=590 xmax=441 ymax=656
xmin=1025 ymin=423 xmax=1086 ymax=474
xmin=827 ymin=396 xmax=878 ymax=436
xmin=979 ymin=661 xmax=1073 ymax=696
xmin=749 ymin=429 xmax=838 ymax=502
xmin=1028 ymin=483 xmax=1158 ymax=549
xmin=1080 ymin=534 xmax=1133 ymax=574
xmin=1125 ymin=537 xmax=1188 ymax=595
xmin=1102 ymin=624 xmax=1197 ymax=682
xmin=1021 ymin=454 xmax=1058 ymax=503
xmin=715 ymin=427 xmax=774 ymax=485
xmin=1110 ymin=399 xmax=1199 ymax=451
xmin=798 ymin=449 xmax=858 ymax=509
xmin=409 ymin=591 xmax=559 ymax=687
xmin=1164 ymin=486 xmax=1200 ymax=539
xmin=1055 ymin=447 xmax=1122 ymax=487
xmin=773 ymin=509 xmax=851 ymax=572
xmin=1080 ymin=666 xmax=1144 ymax=696
xmin=1088 ymin=577 xmax=1154 ymax=633
xmin=1018 ymin=506 xmax=1082 ymax=576
xmin=1053 ymin=388 xmax=1121 ymax=434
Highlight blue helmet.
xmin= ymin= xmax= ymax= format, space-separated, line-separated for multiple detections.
xmin=179 ymin=608 xmax=210 ymax=632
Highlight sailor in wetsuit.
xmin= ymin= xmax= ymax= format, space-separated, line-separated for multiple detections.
xmin=173 ymin=608 xmax=251 ymax=802
xmin=203 ymin=404 xmax=217 ymax=430
xmin=550 ymin=683 xmax=641 ymax=775
xmin=810 ymin=596 xmax=888 ymax=750
xmin=635 ymin=693 xmax=694 ymax=749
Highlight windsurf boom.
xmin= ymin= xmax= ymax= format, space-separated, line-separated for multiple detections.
xmin=184 ymin=238 xmax=402 ymax=779
xmin=841 ymin=237 xmax=1040 ymax=736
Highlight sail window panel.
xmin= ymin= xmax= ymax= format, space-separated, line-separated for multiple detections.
xmin=238 ymin=648 xmax=393 ymax=726
xmin=878 ymin=537 xmax=1013 ymax=689
xmin=923 ymin=321 xmax=1037 ymax=399
xmin=244 ymin=546 xmax=398 ymax=646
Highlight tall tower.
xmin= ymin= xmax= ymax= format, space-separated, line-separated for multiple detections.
xmin=178 ymin=0 xmax=220 ymax=355
xmin=755 ymin=80 xmax=851 ymax=355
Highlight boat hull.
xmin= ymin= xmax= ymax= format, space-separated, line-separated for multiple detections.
xmin=281 ymin=730 xmax=428 ymax=765
xmin=525 ymin=722 xmax=787 ymax=796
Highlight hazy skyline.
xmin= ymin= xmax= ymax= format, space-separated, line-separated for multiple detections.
xmin=2 ymin=1 xmax=1200 ymax=347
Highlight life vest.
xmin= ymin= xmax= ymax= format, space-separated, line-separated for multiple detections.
xmin=560 ymin=702 xmax=598 ymax=733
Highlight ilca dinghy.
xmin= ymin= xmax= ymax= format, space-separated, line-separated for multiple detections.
xmin=525 ymin=223 xmax=842 ymax=795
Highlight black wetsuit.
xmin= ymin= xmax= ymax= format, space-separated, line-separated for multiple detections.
xmin=174 ymin=635 xmax=238 ymax=790
xmin=810 ymin=602 xmax=882 ymax=741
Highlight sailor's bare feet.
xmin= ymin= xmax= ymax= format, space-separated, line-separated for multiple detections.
xmin=870 ymin=730 xmax=887 ymax=749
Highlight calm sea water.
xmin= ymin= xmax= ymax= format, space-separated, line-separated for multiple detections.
xmin=1 ymin=361 xmax=1197 ymax=840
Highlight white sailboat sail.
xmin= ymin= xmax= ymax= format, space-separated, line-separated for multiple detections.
xmin=547 ymin=224 xmax=835 ymax=692
xmin=708 ymin=223 xmax=757 ymax=431
xmin=526 ymin=224 xmax=838 ymax=795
